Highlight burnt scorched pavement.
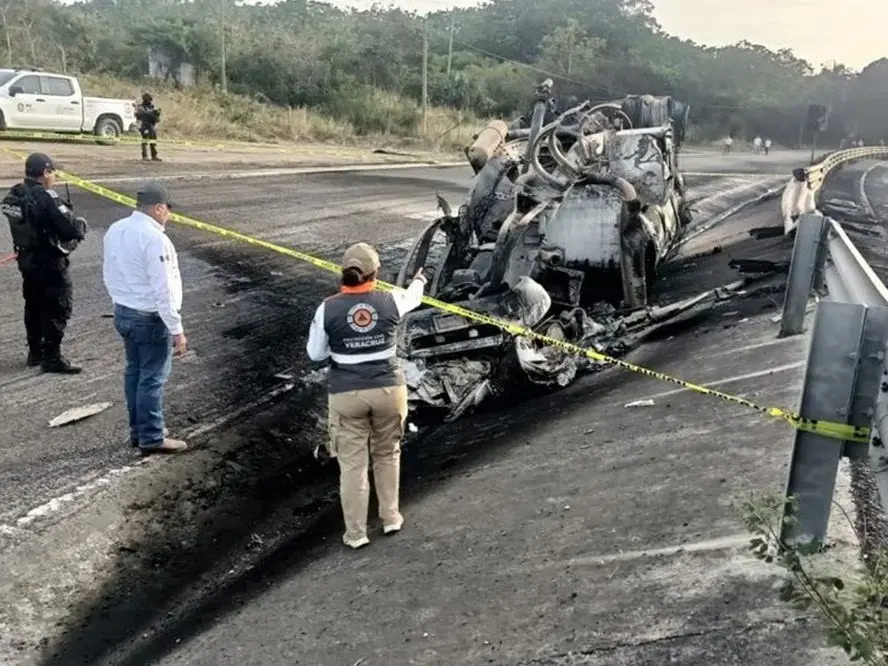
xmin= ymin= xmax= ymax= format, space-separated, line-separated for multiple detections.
xmin=81 ymin=201 xmax=846 ymax=666
xmin=35 ymin=222 xmax=799 ymax=664
xmin=0 ymin=168 xmax=473 ymax=663
xmin=0 ymin=166 xmax=816 ymax=665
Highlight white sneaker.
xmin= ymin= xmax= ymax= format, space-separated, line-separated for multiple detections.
xmin=383 ymin=516 xmax=404 ymax=535
xmin=343 ymin=535 xmax=370 ymax=549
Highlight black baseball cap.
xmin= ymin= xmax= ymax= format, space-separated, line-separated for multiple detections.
xmin=136 ymin=182 xmax=174 ymax=208
xmin=25 ymin=152 xmax=57 ymax=177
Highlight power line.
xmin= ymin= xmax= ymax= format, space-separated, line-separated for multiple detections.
xmin=449 ymin=37 xmax=621 ymax=97
xmin=351 ymin=9 xmax=617 ymax=98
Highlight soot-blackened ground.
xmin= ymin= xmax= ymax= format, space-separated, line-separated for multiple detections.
xmin=35 ymin=203 xmax=793 ymax=666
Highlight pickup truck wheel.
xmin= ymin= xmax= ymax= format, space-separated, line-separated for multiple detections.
xmin=94 ymin=117 xmax=122 ymax=145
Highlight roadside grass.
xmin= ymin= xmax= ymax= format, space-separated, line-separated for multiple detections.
xmin=81 ymin=74 xmax=485 ymax=154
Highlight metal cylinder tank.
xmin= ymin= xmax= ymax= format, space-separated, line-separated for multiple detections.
xmin=466 ymin=120 xmax=508 ymax=172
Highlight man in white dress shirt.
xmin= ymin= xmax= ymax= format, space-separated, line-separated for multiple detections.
xmin=102 ymin=182 xmax=187 ymax=455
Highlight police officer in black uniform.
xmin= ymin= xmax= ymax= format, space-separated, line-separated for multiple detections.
xmin=1 ymin=153 xmax=89 ymax=373
xmin=135 ymin=93 xmax=162 ymax=162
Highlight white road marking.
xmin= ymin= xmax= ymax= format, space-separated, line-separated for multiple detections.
xmin=505 ymin=534 xmax=752 ymax=573
xmin=0 ymin=375 xmax=318 ymax=538
xmin=706 ymin=335 xmax=801 ymax=360
xmin=12 ymin=464 xmax=145 ymax=528
xmin=49 ymin=166 xmax=772 ymax=189
xmin=606 ymin=361 xmax=805 ymax=405
xmin=684 ymin=171 xmax=787 ymax=178
xmin=404 ymin=209 xmax=444 ymax=221
xmin=859 ymin=160 xmax=888 ymax=219
xmin=401 ymin=175 xmax=773 ymax=224
xmin=676 ymin=182 xmax=787 ymax=250
xmin=80 ymin=160 xmax=466 ymax=185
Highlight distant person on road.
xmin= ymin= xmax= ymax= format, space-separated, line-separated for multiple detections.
xmin=1 ymin=152 xmax=88 ymax=373
xmin=306 ymin=243 xmax=427 ymax=549
xmin=135 ymin=92 xmax=162 ymax=162
xmin=102 ymin=182 xmax=187 ymax=455
xmin=722 ymin=135 xmax=733 ymax=154
xmin=753 ymin=136 xmax=762 ymax=154
xmin=764 ymin=137 xmax=772 ymax=155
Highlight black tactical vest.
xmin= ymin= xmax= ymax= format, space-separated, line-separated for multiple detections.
xmin=1 ymin=185 xmax=39 ymax=252
xmin=323 ymin=290 xmax=402 ymax=394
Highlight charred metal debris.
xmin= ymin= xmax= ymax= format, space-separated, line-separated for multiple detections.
xmin=394 ymin=80 xmax=785 ymax=423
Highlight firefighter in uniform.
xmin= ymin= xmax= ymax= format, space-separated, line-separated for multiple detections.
xmin=1 ymin=153 xmax=89 ymax=373
xmin=136 ymin=93 xmax=162 ymax=162
xmin=306 ymin=243 xmax=427 ymax=549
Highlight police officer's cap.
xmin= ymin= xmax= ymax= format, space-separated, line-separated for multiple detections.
xmin=25 ymin=152 xmax=57 ymax=177
xmin=136 ymin=181 xmax=174 ymax=208
xmin=343 ymin=242 xmax=380 ymax=278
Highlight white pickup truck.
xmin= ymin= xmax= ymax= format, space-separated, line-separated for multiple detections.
xmin=0 ymin=69 xmax=137 ymax=138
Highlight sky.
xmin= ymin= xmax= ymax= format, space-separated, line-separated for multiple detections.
xmin=326 ymin=0 xmax=885 ymax=72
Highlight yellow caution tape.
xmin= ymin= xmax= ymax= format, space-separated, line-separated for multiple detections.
xmin=0 ymin=145 xmax=870 ymax=444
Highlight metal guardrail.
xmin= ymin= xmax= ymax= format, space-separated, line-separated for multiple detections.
xmin=822 ymin=220 xmax=888 ymax=306
xmin=775 ymin=144 xmax=888 ymax=545
xmin=781 ymin=147 xmax=888 ymax=235
xmin=780 ymin=212 xmax=888 ymax=546
xmin=781 ymin=214 xmax=888 ymax=543
xmin=805 ymin=146 xmax=888 ymax=193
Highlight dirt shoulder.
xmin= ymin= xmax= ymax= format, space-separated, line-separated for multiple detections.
xmin=0 ymin=137 xmax=461 ymax=183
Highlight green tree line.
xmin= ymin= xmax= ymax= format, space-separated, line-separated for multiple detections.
xmin=1 ymin=0 xmax=886 ymax=146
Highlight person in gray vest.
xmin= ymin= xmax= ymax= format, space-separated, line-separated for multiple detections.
xmin=306 ymin=242 xmax=427 ymax=549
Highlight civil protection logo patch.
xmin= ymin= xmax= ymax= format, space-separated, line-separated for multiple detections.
xmin=347 ymin=302 xmax=378 ymax=333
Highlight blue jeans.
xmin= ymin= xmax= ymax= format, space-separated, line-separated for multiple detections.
xmin=113 ymin=304 xmax=173 ymax=449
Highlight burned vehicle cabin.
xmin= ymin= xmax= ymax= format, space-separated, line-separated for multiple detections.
xmin=396 ymin=80 xmax=693 ymax=422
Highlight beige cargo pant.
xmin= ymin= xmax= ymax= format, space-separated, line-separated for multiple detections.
xmin=327 ymin=384 xmax=408 ymax=544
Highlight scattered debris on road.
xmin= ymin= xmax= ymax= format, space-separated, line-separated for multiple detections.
xmin=48 ymin=402 xmax=113 ymax=427
xmin=625 ymin=399 xmax=655 ymax=408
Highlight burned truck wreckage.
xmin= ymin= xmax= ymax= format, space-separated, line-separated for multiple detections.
xmin=395 ymin=81 xmax=744 ymax=422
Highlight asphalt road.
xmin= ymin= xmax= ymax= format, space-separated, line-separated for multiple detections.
xmin=0 ymin=166 xmax=476 ymax=528
xmin=0 ymin=158 xmax=789 ymax=530
xmin=0 ymin=145 xmax=849 ymax=665
xmin=819 ymin=158 xmax=888 ymax=279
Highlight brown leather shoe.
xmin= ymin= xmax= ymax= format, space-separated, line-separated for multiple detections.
xmin=139 ymin=438 xmax=188 ymax=455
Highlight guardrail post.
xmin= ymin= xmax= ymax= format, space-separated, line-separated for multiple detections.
xmin=811 ymin=219 xmax=830 ymax=295
xmin=780 ymin=213 xmax=829 ymax=336
xmin=869 ymin=345 xmax=888 ymax=510
xmin=780 ymin=301 xmax=888 ymax=546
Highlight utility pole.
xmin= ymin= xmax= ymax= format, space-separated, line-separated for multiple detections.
xmin=220 ymin=0 xmax=228 ymax=93
xmin=422 ymin=16 xmax=429 ymax=134
xmin=798 ymin=104 xmax=805 ymax=150
xmin=446 ymin=10 xmax=455 ymax=77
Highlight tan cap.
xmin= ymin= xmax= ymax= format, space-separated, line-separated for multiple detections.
xmin=342 ymin=242 xmax=380 ymax=278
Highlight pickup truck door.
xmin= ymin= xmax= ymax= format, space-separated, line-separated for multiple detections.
xmin=39 ymin=75 xmax=82 ymax=131
xmin=6 ymin=74 xmax=51 ymax=130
